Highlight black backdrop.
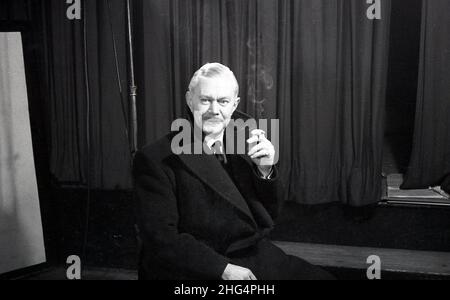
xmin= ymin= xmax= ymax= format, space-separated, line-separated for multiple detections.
xmin=13 ymin=0 xmax=391 ymax=206
xmin=134 ymin=0 xmax=391 ymax=207
xmin=2 ymin=0 xmax=450 ymax=274
xmin=402 ymin=0 xmax=450 ymax=192
xmin=7 ymin=0 xmax=448 ymax=206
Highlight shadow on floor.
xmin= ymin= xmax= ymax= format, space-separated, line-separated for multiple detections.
xmin=17 ymin=266 xmax=449 ymax=280
xmin=18 ymin=267 xmax=138 ymax=280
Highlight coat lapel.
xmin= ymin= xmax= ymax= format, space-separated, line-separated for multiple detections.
xmin=178 ymin=152 xmax=257 ymax=226
xmin=229 ymin=155 xmax=275 ymax=229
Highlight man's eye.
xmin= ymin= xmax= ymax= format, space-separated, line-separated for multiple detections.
xmin=218 ymin=100 xmax=230 ymax=105
xmin=200 ymin=99 xmax=209 ymax=103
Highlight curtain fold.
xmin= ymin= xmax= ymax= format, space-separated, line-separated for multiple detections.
xmin=134 ymin=0 xmax=391 ymax=206
xmin=43 ymin=0 xmax=132 ymax=189
xmin=0 ymin=0 xmax=30 ymax=21
xmin=36 ymin=0 xmax=392 ymax=205
xmin=402 ymin=0 xmax=450 ymax=191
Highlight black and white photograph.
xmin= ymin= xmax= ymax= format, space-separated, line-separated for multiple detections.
xmin=1 ymin=0 xmax=450 ymax=285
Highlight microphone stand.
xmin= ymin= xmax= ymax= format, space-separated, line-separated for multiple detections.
xmin=126 ymin=0 xmax=138 ymax=156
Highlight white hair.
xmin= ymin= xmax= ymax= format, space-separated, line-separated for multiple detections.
xmin=188 ymin=63 xmax=239 ymax=97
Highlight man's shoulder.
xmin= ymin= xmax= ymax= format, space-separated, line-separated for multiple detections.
xmin=138 ymin=132 xmax=177 ymax=163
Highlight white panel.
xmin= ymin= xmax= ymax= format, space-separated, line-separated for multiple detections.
xmin=0 ymin=32 xmax=46 ymax=275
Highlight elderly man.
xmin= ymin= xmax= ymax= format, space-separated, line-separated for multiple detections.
xmin=133 ymin=63 xmax=334 ymax=280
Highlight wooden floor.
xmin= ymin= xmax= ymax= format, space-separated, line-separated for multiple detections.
xmin=10 ymin=243 xmax=450 ymax=279
xmin=17 ymin=267 xmax=138 ymax=280
xmin=275 ymin=241 xmax=450 ymax=276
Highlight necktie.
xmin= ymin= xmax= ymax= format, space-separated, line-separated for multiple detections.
xmin=212 ymin=141 xmax=227 ymax=164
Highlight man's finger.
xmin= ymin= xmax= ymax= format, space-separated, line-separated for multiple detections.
xmin=248 ymin=143 xmax=267 ymax=156
xmin=248 ymin=143 xmax=263 ymax=156
xmin=247 ymin=136 xmax=259 ymax=144
xmin=250 ymin=129 xmax=266 ymax=137
xmin=249 ymin=141 xmax=273 ymax=156
xmin=258 ymin=134 xmax=269 ymax=143
xmin=250 ymin=150 xmax=272 ymax=160
xmin=247 ymin=135 xmax=269 ymax=145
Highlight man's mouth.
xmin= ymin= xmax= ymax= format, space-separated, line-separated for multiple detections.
xmin=203 ymin=118 xmax=223 ymax=123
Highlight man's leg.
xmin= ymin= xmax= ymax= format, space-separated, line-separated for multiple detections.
xmin=230 ymin=239 xmax=335 ymax=280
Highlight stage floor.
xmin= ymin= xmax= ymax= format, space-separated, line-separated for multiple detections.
xmin=17 ymin=267 xmax=137 ymax=280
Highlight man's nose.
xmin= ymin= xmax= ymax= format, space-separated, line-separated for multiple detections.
xmin=208 ymin=101 xmax=220 ymax=115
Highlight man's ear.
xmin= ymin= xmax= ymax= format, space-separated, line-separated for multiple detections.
xmin=233 ymin=97 xmax=241 ymax=110
xmin=186 ymin=91 xmax=193 ymax=112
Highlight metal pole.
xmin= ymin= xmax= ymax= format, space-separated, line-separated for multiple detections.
xmin=126 ymin=0 xmax=138 ymax=155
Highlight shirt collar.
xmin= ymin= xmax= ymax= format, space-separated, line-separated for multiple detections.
xmin=204 ymin=132 xmax=224 ymax=152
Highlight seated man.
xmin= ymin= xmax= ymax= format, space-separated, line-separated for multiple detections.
xmin=133 ymin=63 xmax=334 ymax=280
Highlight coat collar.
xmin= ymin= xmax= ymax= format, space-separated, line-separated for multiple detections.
xmin=177 ymin=151 xmax=257 ymax=227
xmin=173 ymin=110 xmax=259 ymax=226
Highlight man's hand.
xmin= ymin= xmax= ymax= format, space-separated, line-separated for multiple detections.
xmin=222 ymin=264 xmax=258 ymax=280
xmin=247 ymin=129 xmax=275 ymax=177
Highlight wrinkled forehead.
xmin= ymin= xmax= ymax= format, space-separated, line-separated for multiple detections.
xmin=194 ymin=76 xmax=238 ymax=98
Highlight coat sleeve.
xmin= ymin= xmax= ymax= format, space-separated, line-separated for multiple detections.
xmin=133 ymin=151 xmax=230 ymax=279
xmin=252 ymin=166 xmax=285 ymax=221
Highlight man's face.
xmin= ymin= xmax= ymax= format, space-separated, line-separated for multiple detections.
xmin=187 ymin=76 xmax=240 ymax=137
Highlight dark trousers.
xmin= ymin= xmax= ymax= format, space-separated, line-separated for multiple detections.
xmin=229 ymin=239 xmax=336 ymax=280
xmin=139 ymin=239 xmax=336 ymax=280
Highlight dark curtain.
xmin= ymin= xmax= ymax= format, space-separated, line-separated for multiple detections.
xmin=41 ymin=0 xmax=132 ymax=189
xmin=134 ymin=0 xmax=391 ymax=206
xmin=0 ymin=0 xmax=30 ymax=21
xmin=34 ymin=0 xmax=391 ymax=205
xmin=402 ymin=0 xmax=450 ymax=192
